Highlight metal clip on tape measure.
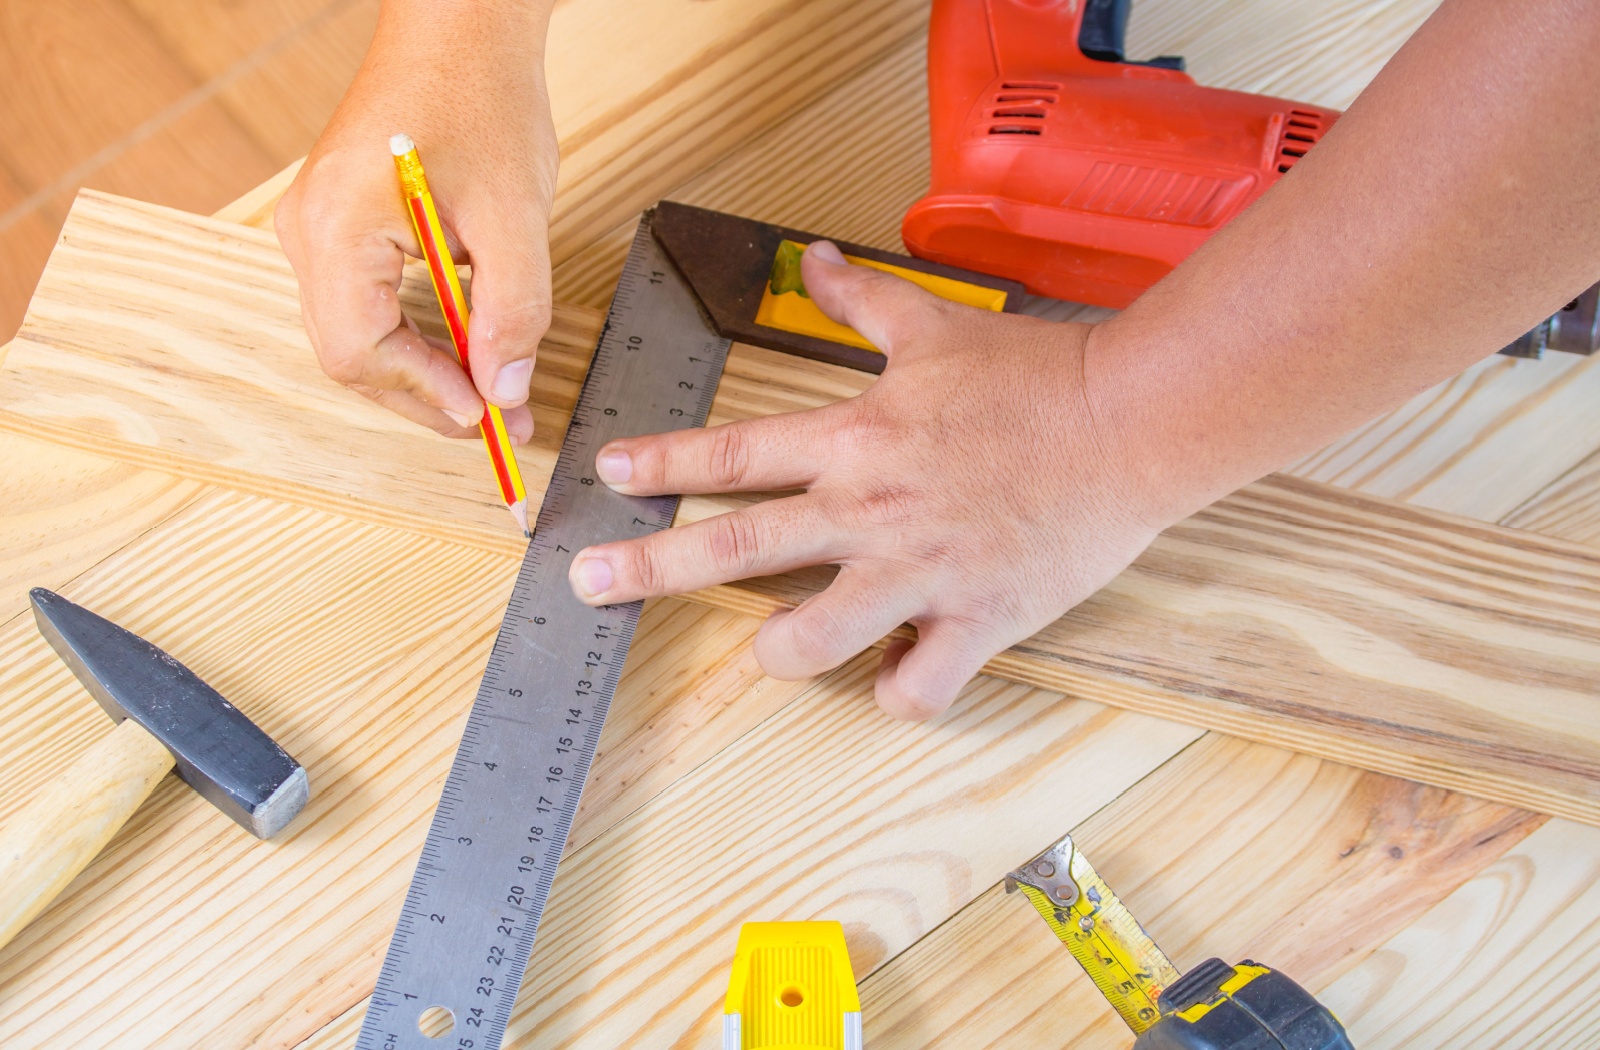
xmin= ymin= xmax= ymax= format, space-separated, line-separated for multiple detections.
xmin=1007 ymin=834 xmax=1354 ymax=1050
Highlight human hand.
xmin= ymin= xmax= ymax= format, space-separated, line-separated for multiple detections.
xmin=566 ymin=241 xmax=1188 ymax=719
xmin=275 ymin=1 xmax=557 ymax=440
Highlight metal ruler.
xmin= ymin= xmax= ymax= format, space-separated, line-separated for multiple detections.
xmin=357 ymin=215 xmax=731 ymax=1050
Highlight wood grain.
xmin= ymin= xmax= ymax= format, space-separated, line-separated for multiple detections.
xmin=0 ymin=430 xmax=204 ymax=623
xmin=857 ymin=735 xmax=1541 ymax=1048
xmin=294 ymin=659 xmax=1201 ymax=1050
xmin=10 ymin=192 xmax=1600 ymax=826
xmin=1320 ymin=818 xmax=1600 ymax=1048
xmin=0 ymin=489 xmax=822 ymax=1049
xmin=1504 ymin=449 xmax=1600 ymax=547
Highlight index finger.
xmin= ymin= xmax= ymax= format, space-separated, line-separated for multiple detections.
xmin=593 ymin=407 xmax=843 ymax=497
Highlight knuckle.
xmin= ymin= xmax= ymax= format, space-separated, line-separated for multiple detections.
xmin=706 ymin=512 xmax=763 ymax=574
xmin=485 ymin=299 xmax=552 ymax=350
xmin=625 ymin=540 xmax=666 ymax=595
xmin=789 ymin=603 xmax=852 ymax=669
xmin=320 ymin=350 xmax=366 ymax=386
xmin=892 ymin=677 xmax=948 ymax=720
xmin=853 ymin=481 xmax=920 ymax=527
xmin=707 ymin=425 xmax=753 ymax=488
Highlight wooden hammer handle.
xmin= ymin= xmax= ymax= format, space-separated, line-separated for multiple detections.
xmin=0 ymin=717 xmax=174 ymax=954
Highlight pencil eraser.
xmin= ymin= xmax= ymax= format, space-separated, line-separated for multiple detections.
xmin=389 ymin=133 xmax=415 ymax=157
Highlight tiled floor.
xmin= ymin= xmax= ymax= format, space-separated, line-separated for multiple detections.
xmin=0 ymin=0 xmax=377 ymax=341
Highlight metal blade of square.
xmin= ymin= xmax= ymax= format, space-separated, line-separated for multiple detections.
xmin=357 ymin=213 xmax=731 ymax=1050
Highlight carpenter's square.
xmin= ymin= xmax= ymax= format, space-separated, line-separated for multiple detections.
xmin=356 ymin=204 xmax=1019 ymax=1050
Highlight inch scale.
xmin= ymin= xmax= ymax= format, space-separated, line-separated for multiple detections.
xmin=358 ymin=214 xmax=731 ymax=1050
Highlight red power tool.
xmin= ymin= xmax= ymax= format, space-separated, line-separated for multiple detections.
xmin=902 ymin=0 xmax=1599 ymax=357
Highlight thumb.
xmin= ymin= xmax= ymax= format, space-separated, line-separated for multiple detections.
xmin=800 ymin=240 xmax=947 ymax=359
xmin=458 ymin=199 xmax=553 ymax=409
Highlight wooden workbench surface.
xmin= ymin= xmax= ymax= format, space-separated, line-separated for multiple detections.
xmin=2 ymin=2 xmax=1599 ymax=1047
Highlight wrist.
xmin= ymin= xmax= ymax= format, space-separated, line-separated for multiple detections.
xmin=1079 ymin=320 xmax=1246 ymax=532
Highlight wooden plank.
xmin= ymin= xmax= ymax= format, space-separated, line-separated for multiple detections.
xmin=0 ymin=487 xmax=813 ymax=1048
xmin=293 ymin=657 xmax=1202 ymax=1049
xmin=857 ymin=735 xmax=1541 ymax=1048
xmin=538 ymin=0 xmax=925 ymax=265
xmin=9 ymin=193 xmax=1600 ymax=825
xmin=0 ymin=430 xmax=204 ymax=624
xmin=208 ymin=0 xmax=378 ymax=167
xmin=1319 ymin=818 xmax=1600 ymax=1047
xmin=1503 ymin=449 xmax=1600 ymax=547
xmin=122 ymin=0 xmax=355 ymax=81
xmin=0 ymin=0 xmax=229 ymax=193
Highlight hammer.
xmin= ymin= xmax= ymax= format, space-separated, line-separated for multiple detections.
xmin=0 ymin=589 xmax=309 ymax=952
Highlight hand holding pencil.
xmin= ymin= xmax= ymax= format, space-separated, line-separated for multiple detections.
xmin=271 ymin=9 xmax=558 ymax=535
xmin=391 ymin=133 xmax=532 ymax=537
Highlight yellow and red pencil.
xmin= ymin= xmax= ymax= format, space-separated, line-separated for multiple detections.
xmin=391 ymin=133 xmax=531 ymax=537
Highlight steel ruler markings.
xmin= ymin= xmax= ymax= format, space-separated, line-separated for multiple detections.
xmin=357 ymin=215 xmax=731 ymax=1050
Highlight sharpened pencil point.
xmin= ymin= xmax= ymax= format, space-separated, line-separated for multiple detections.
xmin=510 ymin=500 xmax=530 ymax=538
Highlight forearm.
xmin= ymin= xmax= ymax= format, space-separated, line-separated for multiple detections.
xmin=329 ymin=0 xmax=556 ymax=134
xmin=1089 ymin=0 xmax=1600 ymax=526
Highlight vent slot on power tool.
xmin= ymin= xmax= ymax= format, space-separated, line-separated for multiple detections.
xmin=988 ymin=83 xmax=1058 ymax=136
xmin=1276 ymin=109 xmax=1326 ymax=173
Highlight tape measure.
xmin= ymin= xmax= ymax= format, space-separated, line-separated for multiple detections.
xmin=1006 ymin=834 xmax=1354 ymax=1050
xmin=356 ymin=214 xmax=732 ymax=1050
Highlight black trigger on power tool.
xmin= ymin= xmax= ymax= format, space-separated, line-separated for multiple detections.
xmin=1078 ymin=0 xmax=1186 ymax=70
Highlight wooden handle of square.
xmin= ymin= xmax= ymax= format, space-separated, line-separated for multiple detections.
xmin=0 ymin=718 xmax=175 ymax=954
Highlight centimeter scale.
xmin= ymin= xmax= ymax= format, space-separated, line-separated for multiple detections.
xmin=356 ymin=216 xmax=730 ymax=1050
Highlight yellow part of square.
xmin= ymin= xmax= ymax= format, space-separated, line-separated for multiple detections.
xmin=755 ymin=241 xmax=1009 ymax=352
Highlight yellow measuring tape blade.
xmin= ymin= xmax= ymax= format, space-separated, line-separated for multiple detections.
xmin=1007 ymin=835 xmax=1181 ymax=1033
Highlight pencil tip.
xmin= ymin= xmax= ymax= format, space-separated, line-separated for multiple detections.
xmin=510 ymin=500 xmax=530 ymax=538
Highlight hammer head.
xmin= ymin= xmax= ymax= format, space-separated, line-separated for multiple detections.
xmin=29 ymin=589 xmax=309 ymax=839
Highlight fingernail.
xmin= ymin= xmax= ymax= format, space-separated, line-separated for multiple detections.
xmin=808 ymin=240 xmax=846 ymax=265
xmin=444 ymin=408 xmax=479 ymax=428
xmin=570 ymin=556 xmax=613 ymax=600
xmin=596 ymin=449 xmax=632 ymax=486
xmin=492 ymin=359 xmax=534 ymax=403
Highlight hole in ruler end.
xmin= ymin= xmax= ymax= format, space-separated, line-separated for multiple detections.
xmin=418 ymin=1006 xmax=455 ymax=1038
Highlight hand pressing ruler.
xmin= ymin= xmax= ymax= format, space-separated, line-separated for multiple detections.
xmin=356 ymin=204 xmax=1019 ymax=1050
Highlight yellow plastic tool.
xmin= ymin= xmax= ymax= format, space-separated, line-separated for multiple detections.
xmin=756 ymin=239 xmax=1009 ymax=352
xmin=723 ymin=921 xmax=862 ymax=1050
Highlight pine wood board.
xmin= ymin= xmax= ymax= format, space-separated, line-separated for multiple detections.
xmin=11 ymin=192 xmax=1600 ymax=827
xmin=0 ymin=485 xmax=823 ymax=1048
xmin=2 ymin=1 xmax=1597 ymax=1043
xmin=856 ymin=734 xmax=1541 ymax=1048
xmin=205 ymin=0 xmax=379 ymax=168
xmin=0 ymin=430 xmax=203 ymax=624
xmin=292 ymin=659 xmax=1201 ymax=1049
xmin=1319 ymin=817 xmax=1600 ymax=1047
xmin=1505 ymin=449 xmax=1600 ymax=547
xmin=122 ymin=0 xmax=357 ymax=83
